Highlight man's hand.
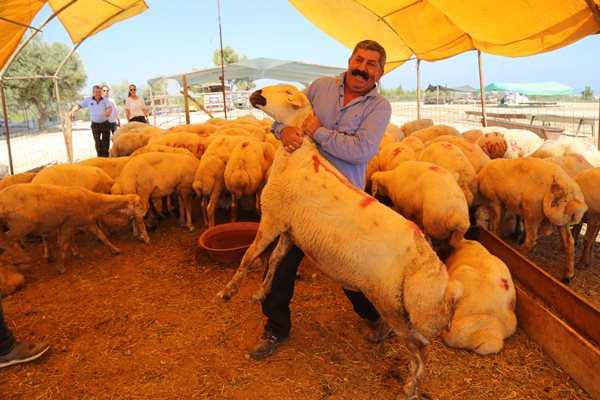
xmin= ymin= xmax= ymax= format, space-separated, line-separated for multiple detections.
xmin=302 ymin=115 xmax=322 ymax=137
xmin=281 ymin=126 xmax=303 ymax=153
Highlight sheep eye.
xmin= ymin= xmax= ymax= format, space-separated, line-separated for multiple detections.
xmin=285 ymin=90 xmax=293 ymax=95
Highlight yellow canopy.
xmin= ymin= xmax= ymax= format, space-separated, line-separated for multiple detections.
xmin=0 ymin=0 xmax=148 ymax=71
xmin=289 ymin=0 xmax=600 ymax=74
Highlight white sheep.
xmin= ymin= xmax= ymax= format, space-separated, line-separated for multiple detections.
xmin=130 ymin=143 xmax=196 ymax=159
xmin=77 ymin=156 xmax=131 ymax=179
xmin=401 ymin=135 xmax=426 ymax=153
xmin=429 ymin=135 xmax=491 ymax=173
xmin=543 ymin=155 xmax=594 ymax=178
xmin=32 ymin=163 xmax=114 ymax=194
xmin=377 ymin=142 xmax=416 ymax=172
xmin=400 ymin=118 xmax=434 ymax=137
xmin=371 ymin=160 xmax=470 ymax=250
xmin=528 ymin=138 xmax=600 ymax=167
xmin=148 ymin=132 xmax=213 ymax=159
xmin=112 ymin=152 xmax=200 ymax=243
xmin=0 ymin=183 xmax=144 ymax=273
xmin=409 ymin=124 xmax=461 ymax=143
xmin=111 ymin=121 xmax=148 ymax=140
xmin=385 ymin=122 xmax=404 ymax=141
xmin=418 ymin=142 xmax=478 ymax=206
xmin=0 ymin=172 xmax=36 ymax=192
xmin=193 ymin=135 xmax=257 ymax=227
xmin=110 ymin=131 xmax=159 ymax=157
xmin=224 ymin=140 xmax=276 ymax=220
xmin=476 ymin=128 xmax=543 ymax=159
xmin=216 ymin=85 xmax=462 ymax=400
xmin=168 ymin=123 xmax=218 ymax=135
xmin=442 ymin=240 xmax=517 ymax=355
xmin=574 ymin=168 xmax=600 ymax=269
xmin=477 ymin=158 xmax=588 ymax=283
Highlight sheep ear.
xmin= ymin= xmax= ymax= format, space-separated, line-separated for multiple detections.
xmin=287 ymin=92 xmax=306 ymax=109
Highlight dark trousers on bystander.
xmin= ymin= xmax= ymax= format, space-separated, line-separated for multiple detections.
xmin=0 ymin=298 xmax=16 ymax=356
xmin=91 ymin=121 xmax=111 ymax=157
xmin=261 ymin=245 xmax=381 ymax=338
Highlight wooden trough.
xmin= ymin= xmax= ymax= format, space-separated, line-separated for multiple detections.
xmin=472 ymin=226 xmax=600 ymax=398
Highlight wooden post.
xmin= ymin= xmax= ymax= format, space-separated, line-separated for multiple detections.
xmin=183 ymin=74 xmax=190 ymax=125
xmin=149 ymin=84 xmax=156 ymax=126
xmin=478 ymin=50 xmax=487 ymax=127
xmin=416 ymin=59 xmax=421 ymax=119
xmin=0 ymin=81 xmax=14 ymax=175
xmin=53 ymin=76 xmax=72 ymax=163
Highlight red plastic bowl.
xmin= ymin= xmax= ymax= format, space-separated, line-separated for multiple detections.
xmin=198 ymin=222 xmax=260 ymax=263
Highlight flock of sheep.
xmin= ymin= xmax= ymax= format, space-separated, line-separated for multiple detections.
xmin=0 ymin=83 xmax=598 ymax=399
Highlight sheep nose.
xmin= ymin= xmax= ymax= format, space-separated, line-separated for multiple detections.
xmin=249 ymin=90 xmax=266 ymax=108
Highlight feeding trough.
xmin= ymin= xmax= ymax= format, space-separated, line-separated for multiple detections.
xmin=198 ymin=222 xmax=260 ymax=263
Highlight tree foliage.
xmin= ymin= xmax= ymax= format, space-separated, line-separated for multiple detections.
xmin=5 ymin=36 xmax=87 ymax=131
xmin=212 ymin=46 xmax=255 ymax=91
xmin=581 ymin=86 xmax=593 ymax=101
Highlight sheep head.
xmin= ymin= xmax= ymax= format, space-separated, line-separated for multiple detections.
xmin=249 ymin=85 xmax=313 ymax=128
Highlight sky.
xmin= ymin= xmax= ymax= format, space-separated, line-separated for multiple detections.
xmin=30 ymin=0 xmax=600 ymax=95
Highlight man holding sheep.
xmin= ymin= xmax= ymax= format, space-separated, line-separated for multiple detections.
xmin=250 ymin=39 xmax=392 ymax=359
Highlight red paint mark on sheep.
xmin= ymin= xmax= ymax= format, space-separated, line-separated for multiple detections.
xmin=441 ymin=142 xmax=453 ymax=149
xmin=311 ymin=155 xmax=375 ymax=208
xmin=500 ymin=278 xmax=509 ymax=291
xmin=509 ymin=139 xmax=522 ymax=152
xmin=407 ymin=220 xmax=425 ymax=237
xmin=428 ymin=165 xmax=444 ymax=172
xmin=392 ymin=147 xmax=404 ymax=157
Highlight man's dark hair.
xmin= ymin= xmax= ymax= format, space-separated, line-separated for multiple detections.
xmin=352 ymin=40 xmax=387 ymax=72
xmin=92 ymin=85 xmax=101 ymax=91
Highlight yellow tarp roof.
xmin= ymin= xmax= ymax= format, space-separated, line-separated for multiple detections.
xmin=0 ymin=0 xmax=148 ymax=71
xmin=289 ymin=0 xmax=600 ymax=74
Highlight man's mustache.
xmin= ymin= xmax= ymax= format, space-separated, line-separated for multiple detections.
xmin=351 ymin=68 xmax=369 ymax=80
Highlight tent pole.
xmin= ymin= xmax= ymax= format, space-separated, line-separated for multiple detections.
xmin=183 ymin=74 xmax=190 ymax=124
xmin=416 ymin=59 xmax=421 ymax=119
xmin=0 ymin=80 xmax=15 ymax=175
xmin=597 ymin=90 xmax=599 ymax=150
xmin=478 ymin=50 xmax=487 ymax=127
xmin=217 ymin=0 xmax=228 ymax=119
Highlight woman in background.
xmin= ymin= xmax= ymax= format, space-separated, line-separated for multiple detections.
xmin=125 ymin=84 xmax=149 ymax=123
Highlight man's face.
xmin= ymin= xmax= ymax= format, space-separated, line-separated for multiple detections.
xmin=346 ymin=48 xmax=384 ymax=95
xmin=93 ymin=87 xmax=102 ymax=98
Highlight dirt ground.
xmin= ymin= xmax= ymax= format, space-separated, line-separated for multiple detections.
xmin=0 ymin=205 xmax=597 ymax=400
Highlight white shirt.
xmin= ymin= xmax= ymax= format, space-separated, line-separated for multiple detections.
xmin=126 ymin=96 xmax=146 ymax=118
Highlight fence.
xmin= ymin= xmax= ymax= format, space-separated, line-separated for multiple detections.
xmin=1 ymin=96 xmax=598 ymax=176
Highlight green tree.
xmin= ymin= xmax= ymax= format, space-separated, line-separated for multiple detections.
xmin=581 ymin=86 xmax=593 ymax=101
xmin=212 ymin=46 xmax=255 ymax=91
xmin=5 ymin=36 xmax=86 ymax=131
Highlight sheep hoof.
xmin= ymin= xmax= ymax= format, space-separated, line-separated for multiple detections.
xmin=111 ymin=249 xmax=123 ymax=255
xmin=213 ymin=291 xmax=230 ymax=302
xmin=251 ymin=293 xmax=265 ymax=304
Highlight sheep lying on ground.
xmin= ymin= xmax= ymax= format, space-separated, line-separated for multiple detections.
xmin=0 ymin=183 xmax=143 ymax=273
xmin=574 ymin=168 xmax=600 ymax=269
xmin=112 ymin=152 xmax=199 ymax=243
xmin=371 ymin=161 xmax=470 ymax=250
xmin=77 ymin=157 xmax=131 ymax=179
xmin=528 ymin=138 xmax=600 ymax=167
xmin=478 ymin=158 xmax=588 ymax=283
xmin=224 ymin=140 xmax=275 ymax=220
xmin=0 ymin=172 xmax=36 ymax=191
xmin=442 ymin=240 xmax=517 ymax=355
xmin=216 ymin=85 xmax=462 ymax=400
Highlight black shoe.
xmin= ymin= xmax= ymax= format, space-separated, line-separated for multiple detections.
xmin=249 ymin=331 xmax=289 ymax=360
xmin=365 ymin=319 xmax=396 ymax=343
xmin=0 ymin=341 xmax=50 ymax=368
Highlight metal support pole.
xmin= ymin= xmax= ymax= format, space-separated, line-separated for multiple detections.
xmin=183 ymin=74 xmax=190 ymax=124
xmin=478 ymin=50 xmax=487 ymax=127
xmin=0 ymin=81 xmax=15 ymax=175
xmin=416 ymin=59 xmax=421 ymax=119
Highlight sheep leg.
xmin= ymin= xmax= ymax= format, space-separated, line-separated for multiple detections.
xmin=519 ymin=215 xmax=541 ymax=254
xmin=558 ymin=224 xmax=575 ymax=283
xmin=42 ymin=234 xmax=54 ymax=262
xmin=578 ymin=216 xmax=599 ymax=269
xmin=178 ymin=192 xmax=194 ymax=231
xmin=378 ymin=310 xmax=429 ymax=400
xmin=56 ymin=227 xmax=76 ymax=274
xmin=230 ymin=194 xmax=238 ymax=223
xmin=207 ymin=181 xmax=225 ymax=228
xmin=201 ymin=195 xmax=209 ymax=227
xmin=487 ymin=201 xmax=502 ymax=234
xmin=251 ymin=233 xmax=294 ymax=304
xmin=215 ymin=220 xmax=282 ymax=302
xmin=84 ymin=222 xmax=122 ymax=254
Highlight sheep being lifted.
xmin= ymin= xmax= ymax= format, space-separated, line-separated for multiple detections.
xmin=215 ymin=85 xmax=462 ymax=400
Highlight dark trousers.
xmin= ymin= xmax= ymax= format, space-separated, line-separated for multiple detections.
xmin=129 ymin=116 xmax=147 ymax=123
xmin=262 ymin=245 xmax=381 ymax=337
xmin=0 ymin=297 xmax=16 ymax=356
xmin=108 ymin=122 xmax=118 ymax=136
xmin=91 ymin=121 xmax=111 ymax=157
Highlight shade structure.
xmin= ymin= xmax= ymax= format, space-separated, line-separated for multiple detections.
xmin=150 ymin=57 xmax=346 ymax=87
xmin=479 ymin=82 xmax=575 ymax=96
xmin=288 ymin=0 xmax=600 ymax=74
xmin=0 ymin=0 xmax=148 ymax=71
